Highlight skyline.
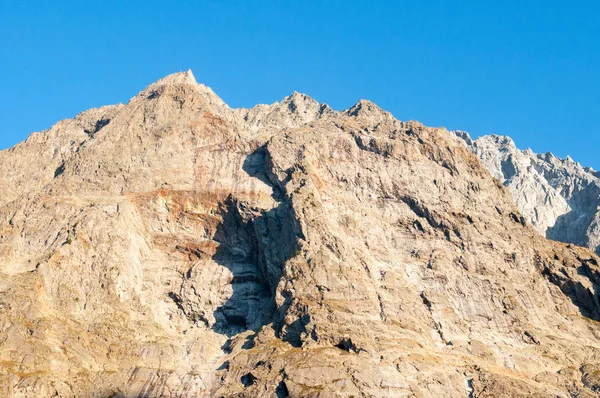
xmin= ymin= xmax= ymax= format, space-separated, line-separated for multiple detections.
xmin=4 ymin=68 xmax=595 ymax=170
xmin=2 ymin=1 xmax=599 ymax=167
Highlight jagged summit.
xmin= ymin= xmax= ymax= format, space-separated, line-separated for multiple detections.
xmin=279 ymin=91 xmax=321 ymax=113
xmin=131 ymin=69 xmax=228 ymax=111
xmin=148 ymin=69 xmax=198 ymax=87
xmin=285 ymin=90 xmax=317 ymax=102
xmin=56 ymin=71 xmax=412 ymax=141
xmin=133 ymin=72 xmax=397 ymax=126
xmin=133 ymin=69 xmax=199 ymax=99
xmin=456 ymin=131 xmax=586 ymax=170
xmin=345 ymin=99 xmax=395 ymax=123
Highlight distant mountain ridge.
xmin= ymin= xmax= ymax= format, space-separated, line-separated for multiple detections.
xmin=453 ymin=131 xmax=600 ymax=254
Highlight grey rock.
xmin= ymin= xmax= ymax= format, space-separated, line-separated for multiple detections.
xmin=454 ymin=131 xmax=600 ymax=254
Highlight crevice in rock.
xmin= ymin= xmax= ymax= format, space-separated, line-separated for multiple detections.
xmin=538 ymin=255 xmax=600 ymax=322
xmin=220 ymin=339 xmax=233 ymax=354
xmin=376 ymin=293 xmax=387 ymax=322
xmin=54 ymin=162 xmax=65 ymax=178
xmin=240 ymin=373 xmax=257 ymax=388
xmin=399 ymin=196 xmax=442 ymax=230
xmin=523 ymin=330 xmax=540 ymax=345
xmin=217 ymin=361 xmax=229 ymax=371
xmin=274 ymin=293 xmax=311 ymax=347
xmin=168 ymin=291 xmax=208 ymax=325
xmin=275 ymin=380 xmax=290 ymax=398
xmin=84 ymin=118 xmax=111 ymax=138
xmin=509 ymin=211 xmax=526 ymax=226
xmin=335 ymin=337 xmax=363 ymax=354
xmin=242 ymin=333 xmax=256 ymax=350
xmin=580 ymin=364 xmax=600 ymax=392
xmin=420 ymin=291 xmax=433 ymax=310
xmin=420 ymin=292 xmax=450 ymax=344
xmin=352 ymin=133 xmax=394 ymax=158
xmin=466 ymin=377 xmax=475 ymax=398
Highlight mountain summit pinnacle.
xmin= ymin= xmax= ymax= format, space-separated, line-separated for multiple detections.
xmin=135 ymin=69 xmax=199 ymax=98
xmin=151 ymin=69 xmax=198 ymax=87
xmin=131 ymin=69 xmax=229 ymax=111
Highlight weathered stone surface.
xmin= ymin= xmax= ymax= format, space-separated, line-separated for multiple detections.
xmin=1 ymin=70 xmax=600 ymax=397
xmin=454 ymin=131 xmax=600 ymax=255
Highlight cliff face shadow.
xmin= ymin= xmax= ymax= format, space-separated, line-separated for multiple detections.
xmin=211 ymin=197 xmax=274 ymax=336
xmin=211 ymin=146 xmax=301 ymax=338
xmin=545 ymin=181 xmax=600 ymax=255
xmin=541 ymin=259 xmax=600 ymax=322
xmin=547 ymin=209 xmax=596 ymax=253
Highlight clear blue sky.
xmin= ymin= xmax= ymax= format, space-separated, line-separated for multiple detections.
xmin=2 ymin=1 xmax=599 ymax=167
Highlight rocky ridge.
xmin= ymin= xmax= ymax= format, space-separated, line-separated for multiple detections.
xmin=1 ymin=70 xmax=600 ymax=397
xmin=454 ymin=132 xmax=600 ymax=254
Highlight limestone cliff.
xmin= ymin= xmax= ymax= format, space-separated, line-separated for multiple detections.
xmin=1 ymin=71 xmax=600 ymax=397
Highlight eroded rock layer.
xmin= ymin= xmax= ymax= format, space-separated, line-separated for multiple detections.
xmin=1 ymin=71 xmax=600 ymax=397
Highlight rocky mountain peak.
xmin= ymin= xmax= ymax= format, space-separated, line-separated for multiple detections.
xmin=279 ymin=91 xmax=326 ymax=117
xmin=347 ymin=99 xmax=380 ymax=115
xmin=134 ymin=69 xmax=198 ymax=98
xmin=155 ymin=69 xmax=198 ymax=86
xmin=131 ymin=69 xmax=229 ymax=112
xmin=345 ymin=99 xmax=396 ymax=127
xmin=283 ymin=90 xmax=317 ymax=104
xmin=235 ymin=90 xmax=334 ymax=136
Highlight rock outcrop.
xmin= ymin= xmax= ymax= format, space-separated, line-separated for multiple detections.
xmin=455 ymin=132 xmax=600 ymax=254
xmin=1 ymin=70 xmax=600 ymax=397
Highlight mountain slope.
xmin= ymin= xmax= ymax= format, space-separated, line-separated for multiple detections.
xmin=1 ymin=71 xmax=600 ymax=397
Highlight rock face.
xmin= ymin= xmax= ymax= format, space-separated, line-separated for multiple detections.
xmin=454 ymin=132 xmax=600 ymax=254
xmin=1 ymin=70 xmax=600 ymax=397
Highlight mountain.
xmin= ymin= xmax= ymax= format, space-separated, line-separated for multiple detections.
xmin=454 ymin=132 xmax=600 ymax=255
xmin=1 ymin=71 xmax=600 ymax=397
